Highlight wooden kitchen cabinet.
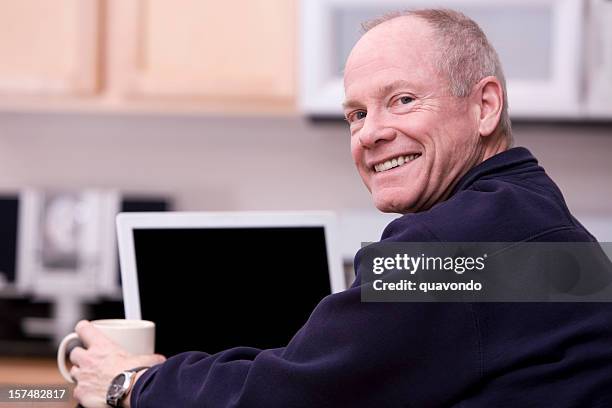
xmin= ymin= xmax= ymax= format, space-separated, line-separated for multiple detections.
xmin=109 ymin=0 xmax=296 ymax=104
xmin=0 ymin=0 xmax=296 ymax=113
xmin=0 ymin=0 xmax=99 ymax=97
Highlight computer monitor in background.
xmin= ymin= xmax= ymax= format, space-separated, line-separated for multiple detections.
xmin=0 ymin=195 xmax=19 ymax=287
xmin=117 ymin=212 xmax=344 ymax=357
xmin=16 ymin=190 xmax=170 ymax=297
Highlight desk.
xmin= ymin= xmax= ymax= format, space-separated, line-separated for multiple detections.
xmin=0 ymin=357 xmax=76 ymax=407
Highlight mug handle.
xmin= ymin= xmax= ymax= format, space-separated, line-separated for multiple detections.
xmin=57 ymin=332 xmax=84 ymax=383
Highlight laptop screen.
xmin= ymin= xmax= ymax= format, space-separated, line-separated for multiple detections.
xmin=132 ymin=226 xmax=332 ymax=357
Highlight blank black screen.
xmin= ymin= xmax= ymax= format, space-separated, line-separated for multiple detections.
xmin=0 ymin=197 xmax=18 ymax=283
xmin=133 ymin=227 xmax=331 ymax=357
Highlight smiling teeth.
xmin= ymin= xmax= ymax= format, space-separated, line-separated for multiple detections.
xmin=374 ymin=154 xmax=421 ymax=172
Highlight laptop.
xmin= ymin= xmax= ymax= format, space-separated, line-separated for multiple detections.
xmin=116 ymin=211 xmax=344 ymax=356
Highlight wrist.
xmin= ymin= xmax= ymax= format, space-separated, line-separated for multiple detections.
xmin=107 ymin=366 xmax=149 ymax=408
xmin=121 ymin=369 xmax=148 ymax=408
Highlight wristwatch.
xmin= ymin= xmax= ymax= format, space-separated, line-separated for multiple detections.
xmin=106 ymin=366 xmax=150 ymax=407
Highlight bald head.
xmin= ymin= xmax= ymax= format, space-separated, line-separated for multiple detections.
xmin=357 ymin=9 xmax=512 ymax=142
xmin=345 ymin=16 xmax=437 ymax=90
xmin=346 ymin=16 xmax=441 ymax=97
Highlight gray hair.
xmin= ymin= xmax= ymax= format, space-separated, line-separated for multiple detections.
xmin=362 ymin=9 xmax=512 ymax=144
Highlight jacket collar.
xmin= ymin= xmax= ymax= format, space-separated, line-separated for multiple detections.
xmin=450 ymin=147 xmax=539 ymax=196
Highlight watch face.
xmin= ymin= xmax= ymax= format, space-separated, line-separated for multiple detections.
xmin=108 ymin=383 xmax=123 ymax=397
xmin=112 ymin=373 xmax=127 ymax=388
xmin=108 ymin=373 xmax=128 ymax=399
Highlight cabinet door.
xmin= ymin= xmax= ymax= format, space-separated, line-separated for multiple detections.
xmin=0 ymin=0 xmax=99 ymax=96
xmin=112 ymin=0 xmax=295 ymax=105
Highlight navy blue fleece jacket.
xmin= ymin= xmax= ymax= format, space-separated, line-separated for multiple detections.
xmin=131 ymin=147 xmax=612 ymax=407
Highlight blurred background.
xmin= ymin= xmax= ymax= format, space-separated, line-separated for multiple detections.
xmin=0 ymin=0 xmax=611 ymax=392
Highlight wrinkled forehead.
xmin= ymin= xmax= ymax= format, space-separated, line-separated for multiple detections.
xmin=344 ymin=16 xmax=439 ymax=87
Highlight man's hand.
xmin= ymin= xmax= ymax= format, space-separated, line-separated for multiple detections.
xmin=69 ymin=320 xmax=166 ymax=408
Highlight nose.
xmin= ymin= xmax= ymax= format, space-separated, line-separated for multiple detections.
xmin=358 ymin=114 xmax=396 ymax=148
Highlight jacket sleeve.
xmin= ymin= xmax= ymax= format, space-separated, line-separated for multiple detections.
xmin=130 ymin=280 xmax=482 ymax=407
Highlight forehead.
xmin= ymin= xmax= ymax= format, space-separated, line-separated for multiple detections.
xmin=344 ymin=16 xmax=441 ymax=96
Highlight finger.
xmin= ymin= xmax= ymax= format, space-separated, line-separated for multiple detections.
xmin=65 ymin=336 xmax=84 ymax=357
xmin=69 ymin=346 xmax=87 ymax=366
xmin=73 ymin=385 xmax=83 ymax=404
xmin=134 ymin=353 xmax=166 ymax=367
xmin=69 ymin=365 xmax=80 ymax=383
xmin=75 ymin=320 xmax=111 ymax=347
xmin=153 ymin=354 xmax=167 ymax=364
xmin=145 ymin=353 xmax=166 ymax=365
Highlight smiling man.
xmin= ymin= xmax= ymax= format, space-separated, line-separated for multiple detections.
xmin=70 ymin=9 xmax=612 ymax=408
xmin=344 ymin=11 xmax=510 ymax=214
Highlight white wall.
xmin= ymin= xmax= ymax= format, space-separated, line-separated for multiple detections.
xmin=0 ymin=113 xmax=368 ymax=211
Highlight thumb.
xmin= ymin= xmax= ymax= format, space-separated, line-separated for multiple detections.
xmin=135 ymin=353 xmax=166 ymax=366
xmin=152 ymin=353 xmax=167 ymax=364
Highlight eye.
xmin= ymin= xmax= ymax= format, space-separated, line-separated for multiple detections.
xmin=346 ymin=110 xmax=367 ymax=124
xmin=398 ymin=96 xmax=414 ymax=105
xmin=389 ymin=95 xmax=415 ymax=114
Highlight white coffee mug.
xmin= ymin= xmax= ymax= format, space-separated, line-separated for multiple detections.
xmin=57 ymin=319 xmax=155 ymax=383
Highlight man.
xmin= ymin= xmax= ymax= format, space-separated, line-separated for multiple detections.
xmin=71 ymin=9 xmax=612 ymax=407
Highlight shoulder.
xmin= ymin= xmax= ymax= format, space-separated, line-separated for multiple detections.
xmin=384 ymin=175 xmax=591 ymax=242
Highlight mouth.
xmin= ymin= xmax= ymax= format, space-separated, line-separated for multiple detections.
xmin=373 ymin=153 xmax=422 ymax=173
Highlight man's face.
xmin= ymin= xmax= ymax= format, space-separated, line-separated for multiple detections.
xmin=344 ymin=17 xmax=482 ymax=213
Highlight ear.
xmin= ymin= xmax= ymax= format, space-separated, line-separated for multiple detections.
xmin=472 ymin=76 xmax=504 ymax=137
